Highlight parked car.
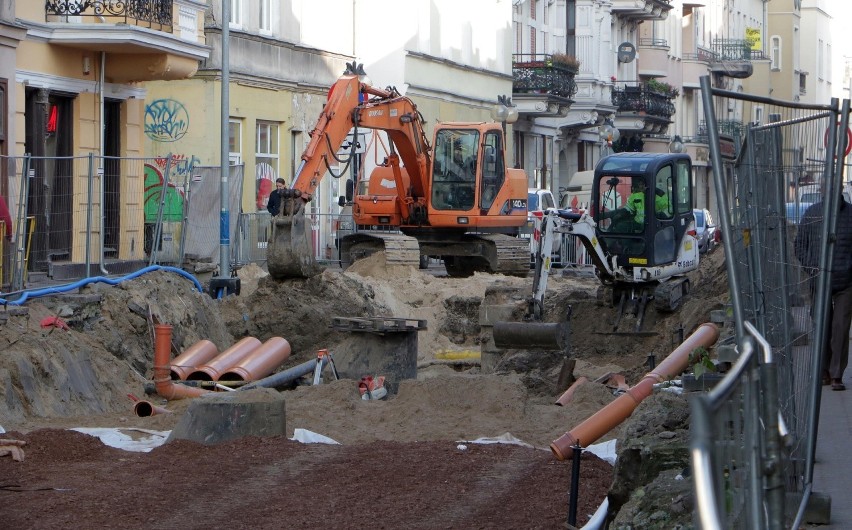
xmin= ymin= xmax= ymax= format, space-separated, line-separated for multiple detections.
xmin=693 ymin=208 xmax=718 ymax=254
xmin=525 ymin=188 xmax=563 ymax=267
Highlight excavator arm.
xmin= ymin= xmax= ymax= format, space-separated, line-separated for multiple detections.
xmin=268 ymin=67 xmax=433 ymax=280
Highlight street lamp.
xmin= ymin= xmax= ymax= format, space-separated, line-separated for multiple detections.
xmin=599 ymin=118 xmax=620 ymax=157
xmin=492 ymin=95 xmax=519 ymax=138
xmin=668 ymin=134 xmax=685 ymax=154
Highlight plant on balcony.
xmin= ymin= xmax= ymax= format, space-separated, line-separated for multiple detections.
xmin=646 ymin=78 xmax=680 ymax=98
xmin=549 ymin=53 xmax=581 ymax=71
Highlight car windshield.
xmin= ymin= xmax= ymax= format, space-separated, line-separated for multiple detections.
xmin=694 ymin=210 xmax=705 ymax=227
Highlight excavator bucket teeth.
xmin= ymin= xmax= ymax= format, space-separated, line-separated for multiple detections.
xmin=267 ymin=206 xmax=320 ymax=280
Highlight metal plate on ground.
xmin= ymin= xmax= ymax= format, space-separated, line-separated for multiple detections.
xmin=331 ymin=316 xmax=427 ymax=334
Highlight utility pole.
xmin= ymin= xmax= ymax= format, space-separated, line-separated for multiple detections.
xmin=209 ymin=0 xmax=240 ymax=298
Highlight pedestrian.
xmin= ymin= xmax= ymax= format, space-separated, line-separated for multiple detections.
xmin=266 ymin=178 xmax=287 ymax=216
xmin=794 ymin=190 xmax=852 ymax=391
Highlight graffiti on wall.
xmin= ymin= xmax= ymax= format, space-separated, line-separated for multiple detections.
xmin=144 ymin=163 xmax=186 ymax=223
xmin=144 ymin=99 xmax=190 ymax=142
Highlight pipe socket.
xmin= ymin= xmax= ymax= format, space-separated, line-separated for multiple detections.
xmin=186 ymin=336 xmax=262 ymax=381
xmin=219 ymin=337 xmax=291 ymax=382
xmin=170 ymin=339 xmax=220 ymax=380
xmin=133 ymin=400 xmax=173 ymax=417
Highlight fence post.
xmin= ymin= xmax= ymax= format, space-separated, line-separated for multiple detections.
xmin=12 ymin=156 xmax=31 ymax=291
xmin=86 ymin=153 xmax=94 ymax=278
xmin=98 ymin=156 xmax=108 ymax=275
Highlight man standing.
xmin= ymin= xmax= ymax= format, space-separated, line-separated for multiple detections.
xmin=795 ymin=192 xmax=852 ymax=391
xmin=266 ymin=178 xmax=287 ymax=216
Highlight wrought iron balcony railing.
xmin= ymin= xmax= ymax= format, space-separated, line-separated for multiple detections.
xmin=691 ymin=119 xmax=746 ymax=143
xmin=709 ymin=39 xmax=766 ymax=62
xmin=511 ymin=54 xmax=579 ymax=100
xmin=45 ymin=0 xmax=173 ymax=31
xmin=611 ymin=83 xmax=676 ymax=119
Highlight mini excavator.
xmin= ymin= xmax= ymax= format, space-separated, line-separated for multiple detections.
xmin=510 ymin=152 xmax=700 ymax=337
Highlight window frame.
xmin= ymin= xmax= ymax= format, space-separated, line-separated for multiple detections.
xmin=228 ymin=118 xmax=242 ymax=165
xmin=255 ymin=120 xmax=280 ymax=181
xmin=229 ymin=0 xmax=242 ymax=29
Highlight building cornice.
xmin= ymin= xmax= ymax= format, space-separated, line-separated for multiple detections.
xmin=19 ymin=20 xmax=210 ymax=60
xmin=16 ymin=69 xmax=146 ymax=100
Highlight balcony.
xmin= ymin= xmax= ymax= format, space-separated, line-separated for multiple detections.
xmin=708 ymin=39 xmax=762 ymax=79
xmin=611 ymin=82 xmax=676 ymax=134
xmin=32 ymin=0 xmax=209 ymax=81
xmin=611 ymin=0 xmax=673 ymax=22
xmin=682 ymin=47 xmax=715 ymax=89
xmin=637 ymin=38 xmax=669 ymax=77
xmin=511 ymin=54 xmax=578 ymax=118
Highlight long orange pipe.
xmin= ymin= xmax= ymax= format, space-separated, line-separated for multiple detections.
xmin=550 ymin=322 xmax=720 ymax=460
xmin=153 ymin=324 xmax=211 ymax=400
xmin=219 ymin=337 xmax=291 ymax=382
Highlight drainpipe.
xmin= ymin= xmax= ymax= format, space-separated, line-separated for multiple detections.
xmin=551 ymin=322 xmax=720 ymax=460
xmin=153 ymin=324 xmax=211 ymax=399
xmin=219 ymin=337 xmax=291 ymax=382
xmin=186 ymin=336 xmax=262 ymax=381
xmin=169 ymin=339 xmax=220 ymax=380
xmin=239 ymin=357 xmax=328 ymax=391
xmin=99 ymin=50 xmax=108 ymax=275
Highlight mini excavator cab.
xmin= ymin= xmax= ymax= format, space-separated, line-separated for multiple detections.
xmin=593 ymin=153 xmax=694 ymax=271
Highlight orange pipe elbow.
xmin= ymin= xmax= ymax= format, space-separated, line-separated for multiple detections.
xmin=219 ymin=337 xmax=291 ymax=382
xmin=550 ymin=322 xmax=720 ymax=460
xmin=153 ymin=324 xmax=212 ymax=400
xmin=170 ymin=340 xmax=220 ymax=380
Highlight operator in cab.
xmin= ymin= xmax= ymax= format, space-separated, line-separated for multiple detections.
xmin=267 ymin=178 xmax=287 ymax=216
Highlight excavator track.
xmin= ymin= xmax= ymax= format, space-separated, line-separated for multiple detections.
xmin=476 ymin=234 xmax=530 ymax=276
xmin=340 ymin=233 xmax=420 ymax=269
xmin=654 ymin=277 xmax=690 ymax=313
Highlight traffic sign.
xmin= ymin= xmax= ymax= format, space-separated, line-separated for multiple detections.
xmin=824 ymin=125 xmax=852 ymax=158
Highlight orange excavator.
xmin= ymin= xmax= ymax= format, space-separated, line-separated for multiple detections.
xmin=267 ymin=63 xmax=530 ymax=279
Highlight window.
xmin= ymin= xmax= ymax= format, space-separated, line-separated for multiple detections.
xmin=754 ymin=106 xmax=764 ymax=125
xmin=0 ymin=82 xmax=5 ymax=142
xmin=259 ymin=0 xmax=272 ymax=33
xmin=256 ymin=120 xmax=280 ymax=180
xmin=228 ymin=119 xmax=242 ymax=165
xmin=229 ymin=0 xmax=242 ymax=28
xmin=799 ymin=72 xmax=807 ymax=95
xmin=770 ymin=36 xmax=781 ymax=71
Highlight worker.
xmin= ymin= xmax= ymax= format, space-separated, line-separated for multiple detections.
xmin=266 ymin=178 xmax=287 ymax=216
xmin=624 ymin=179 xmax=647 ymax=227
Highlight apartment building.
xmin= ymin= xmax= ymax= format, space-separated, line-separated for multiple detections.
xmin=7 ymin=0 xmax=209 ymax=273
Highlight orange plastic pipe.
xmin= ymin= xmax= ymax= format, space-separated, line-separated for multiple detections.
xmin=219 ymin=337 xmax=292 ymax=382
xmin=133 ymin=400 xmax=173 ymax=417
xmin=153 ymin=324 xmax=211 ymax=400
xmin=170 ymin=339 xmax=220 ymax=380
xmin=186 ymin=336 xmax=262 ymax=381
xmin=550 ymin=322 xmax=720 ymax=460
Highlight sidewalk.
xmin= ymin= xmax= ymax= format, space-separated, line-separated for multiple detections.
xmin=809 ymin=377 xmax=852 ymax=528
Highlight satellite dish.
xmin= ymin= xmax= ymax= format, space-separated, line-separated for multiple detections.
xmin=617 ymin=42 xmax=636 ymax=63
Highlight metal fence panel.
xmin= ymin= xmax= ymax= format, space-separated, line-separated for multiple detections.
xmin=694 ymin=76 xmax=845 ymax=528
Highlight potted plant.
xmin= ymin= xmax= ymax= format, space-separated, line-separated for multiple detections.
xmin=646 ymin=78 xmax=680 ymax=97
xmin=549 ymin=53 xmax=581 ymax=71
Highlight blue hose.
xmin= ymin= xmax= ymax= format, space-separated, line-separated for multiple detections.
xmin=0 ymin=265 xmax=203 ymax=306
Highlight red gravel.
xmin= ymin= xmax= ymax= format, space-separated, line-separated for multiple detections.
xmin=0 ymin=429 xmax=612 ymax=529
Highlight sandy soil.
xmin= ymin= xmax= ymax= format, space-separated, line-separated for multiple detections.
xmin=0 ymin=247 xmax=729 ymax=528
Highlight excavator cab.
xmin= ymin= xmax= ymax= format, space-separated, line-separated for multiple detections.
xmin=592 ymin=153 xmax=694 ymax=270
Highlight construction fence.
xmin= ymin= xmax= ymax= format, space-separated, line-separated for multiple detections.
xmin=0 ymin=152 xmax=370 ymax=295
xmin=691 ymin=75 xmax=849 ymax=528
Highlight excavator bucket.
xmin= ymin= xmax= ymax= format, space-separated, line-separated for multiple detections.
xmin=267 ymin=199 xmax=320 ymax=280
